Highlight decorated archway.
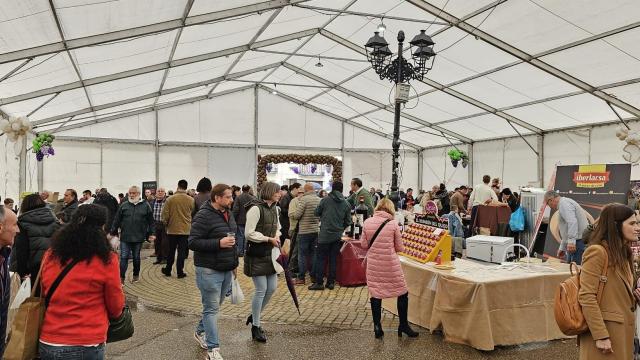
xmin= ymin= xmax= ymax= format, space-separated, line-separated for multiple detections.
xmin=257 ymin=154 xmax=342 ymax=187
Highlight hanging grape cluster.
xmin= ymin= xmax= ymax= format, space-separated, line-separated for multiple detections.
xmin=32 ymin=133 xmax=55 ymax=161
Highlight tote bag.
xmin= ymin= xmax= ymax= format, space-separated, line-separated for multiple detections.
xmin=509 ymin=207 xmax=525 ymax=232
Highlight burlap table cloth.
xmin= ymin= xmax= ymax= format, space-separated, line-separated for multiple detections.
xmin=382 ymin=258 xmax=571 ymax=350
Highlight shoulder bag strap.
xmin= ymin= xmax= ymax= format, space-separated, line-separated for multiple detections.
xmin=44 ymin=259 xmax=80 ymax=307
xmin=595 ymin=246 xmax=609 ymax=305
xmin=368 ymin=219 xmax=392 ymax=249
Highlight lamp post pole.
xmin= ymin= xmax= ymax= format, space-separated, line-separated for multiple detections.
xmin=365 ymin=28 xmax=435 ymax=206
xmin=391 ymin=31 xmax=405 ymax=198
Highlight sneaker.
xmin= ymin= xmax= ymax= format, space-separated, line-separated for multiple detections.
xmin=308 ymin=283 xmax=324 ymax=291
xmin=194 ymin=331 xmax=207 ymax=350
xmin=294 ymin=278 xmax=305 ymax=285
xmin=207 ymin=348 xmax=223 ymax=360
xmin=131 ymin=275 xmax=140 ymax=283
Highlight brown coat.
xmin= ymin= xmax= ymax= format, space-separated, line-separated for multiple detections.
xmin=450 ymin=191 xmax=465 ymax=212
xmin=161 ymin=190 xmax=195 ymax=235
xmin=578 ymin=245 xmax=635 ymax=360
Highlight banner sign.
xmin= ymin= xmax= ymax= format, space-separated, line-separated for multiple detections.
xmin=543 ymin=163 xmax=631 ymax=257
xmin=142 ymin=181 xmax=157 ymax=196
xmin=414 ymin=200 xmax=449 ymax=229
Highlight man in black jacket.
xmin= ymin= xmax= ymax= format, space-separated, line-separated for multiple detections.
xmin=189 ymin=184 xmax=238 ymax=359
xmin=110 ymin=186 xmax=155 ymax=284
xmin=57 ymin=189 xmax=79 ymax=223
xmin=0 ymin=206 xmax=19 ymax=358
xmin=231 ymin=185 xmax=256 ymax=257
xmin=93 ymin=188 xmax=119 ymax=229
xmin=278 ymin=183 xmax=301 ymax=245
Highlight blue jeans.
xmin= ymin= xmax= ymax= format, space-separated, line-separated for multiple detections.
xmin=120 ymin=241 xmax=142 ymax=279
xmin=251 ymin=274 xmax=277 ymax=327
xmin=195 ymin=267 xmax=232 ymax=350
xmin=565 ymin=239 xmax=585 ymax=265
xmin=236 ymin=225 xmax=246 ymax=256
xmin=297 ymin=233 xmax=317 ymax=280
xmin=39 ymin=342 xmax=104 ymax=360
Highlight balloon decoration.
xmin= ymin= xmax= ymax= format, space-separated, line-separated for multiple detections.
xmin=0 ymin=115 xmax=32 ymax=154
xmin=257 ymin=154 xmax=342 ymax=187
xmin=32 ymin=133 xmax=56 ymax=161
xmin=616 ymin=126 xmax=640 ymax=164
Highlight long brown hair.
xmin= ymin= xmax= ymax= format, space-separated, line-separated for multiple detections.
xmin=589 ymin=203 xmax=635 ymax=269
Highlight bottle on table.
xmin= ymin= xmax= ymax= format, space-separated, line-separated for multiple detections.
xmin=354 ymin=196 xmax=369 ymax=240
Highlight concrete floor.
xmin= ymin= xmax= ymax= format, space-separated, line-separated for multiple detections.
xmin=106 ymin=305 xmax=579 ymax=360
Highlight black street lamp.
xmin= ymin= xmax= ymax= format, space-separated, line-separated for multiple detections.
xmin=365 ymin=29 xmax=436 ymax=205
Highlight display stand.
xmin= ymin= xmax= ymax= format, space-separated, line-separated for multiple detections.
xmin=400 ymin=223 xmax=452 ymax=263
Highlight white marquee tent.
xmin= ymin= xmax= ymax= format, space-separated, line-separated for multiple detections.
xmin=1 ymin=0 xmax=639 ymax=199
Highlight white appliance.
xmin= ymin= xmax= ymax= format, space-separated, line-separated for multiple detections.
xmin=466 ymin=235 xmax=514 ymax=264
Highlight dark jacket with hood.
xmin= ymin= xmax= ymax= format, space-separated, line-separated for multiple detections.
xmin=14 ymin=206 xmax=60 ymax=278
xmin=188 ymin=201 xmax=238 ymax=272
xmin=316 ymin=190 xmax=352 ymax=244
xmin=110 ymin=198 xmax=154 ymax=243
xmin=94 ymin=192 xmax=119 ymax=229
xmin=232 ymin=191 xmax=256 ymax=226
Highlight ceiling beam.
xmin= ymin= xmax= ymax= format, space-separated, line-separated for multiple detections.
xmin=48 ymin=0 xmax=96 ymax=116
xmin=257 ymin=0 xmax=357 ymax=89
xmin=0 ymin=28 xmax=319 ymax=106
xmin=152 ymin=0 xmax=195 ymax=107
xmin=293 ymin=4 xmax=449 ymax=25
xmin=281 ymin=62 xmax=473 ymax=143
xmin=44 ymin=85 xmax=255 ymax=134
xmin=316 ymin=30 xmax=543 ymax=135
xmin=257 ymin=84 xmax=422 ymax=150
xmin=31 ymin=63 xmax=280 ymax=126
xmin=207 ymin=8 xmax=283 ymax=97
xmin=407 ymin=0 xmax=640 ymax=118
xmin=0 ymin=0 xmax=310 ymax=65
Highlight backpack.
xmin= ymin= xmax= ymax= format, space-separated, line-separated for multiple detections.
xmin=554 ymin=245 xmax=608 ymax=336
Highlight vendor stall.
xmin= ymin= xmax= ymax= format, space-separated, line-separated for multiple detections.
xmin=382 ymin=257 xmax=571 ymax=350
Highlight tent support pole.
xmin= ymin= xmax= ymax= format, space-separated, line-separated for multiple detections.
xmin=468 ymin=143 xmax=474 ymax=187
xmin=341 ymin=121 xmax=345 ymax=182
xmin=417 ymin=149 xmax=424 ymax=191
xmin=18 ymin=136 xmax=26 ymax=195
xmin=537 ymin=135 xmax=544 ymax=187
xmin=254 ymin=85 xmax=259 ymax=191
xmin=37 ymin=158 xmax=43 ymax=192
xmin=99 ymin=142 xmax=103 ymax=187
xmin=155 ymin=109 xmax=159 ymax=185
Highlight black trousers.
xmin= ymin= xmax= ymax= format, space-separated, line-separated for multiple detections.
xmin=165 ymin=234 xmax=188 ymax=275
xmin=154 ymin=221 xmax=169 ymax=260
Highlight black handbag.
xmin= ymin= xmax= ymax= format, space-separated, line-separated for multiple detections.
xmin=107 ymin=305 xmax=134 ymax=343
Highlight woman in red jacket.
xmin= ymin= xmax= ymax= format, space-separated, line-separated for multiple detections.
xmin=361 ymin=198 xmax=418 ymax=339
xmin=39 ymin=204 xmax=125 ymax=360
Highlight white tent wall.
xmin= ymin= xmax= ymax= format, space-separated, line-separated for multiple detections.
xmin=102 ymin=143 xmax=155 ymax=192
xmin=343 ymin=150 xmax=419 ymax=193
xmin=42 ymin=140 xmax=101 ymax=195
xmin=422 ymin=145 xmax=470 ymax=191
xmin=0 ymin=140 xmax=20 ymax=200
xmin=472 ymin=136 xmax=540 ymax=190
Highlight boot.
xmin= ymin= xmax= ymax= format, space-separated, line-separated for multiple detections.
xmin=251 ymin=325 xmax=267 ymax=342
xmin=397 ymin=293 xmax=418 ymax=338
xmin=370 ymin=298 xmax=384 ymax=339
xmin=246 ymin=314 xmax=253 ymax=326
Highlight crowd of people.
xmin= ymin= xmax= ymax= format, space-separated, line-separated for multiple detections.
xmin=2 ymin=172 xmax=639 ymax=360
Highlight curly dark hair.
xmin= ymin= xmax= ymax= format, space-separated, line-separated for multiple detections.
xmin=50 ymin=204 xmax=113 ymax=266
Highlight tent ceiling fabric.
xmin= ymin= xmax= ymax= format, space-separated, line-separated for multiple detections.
xmin=1 ymin=0 xmax=639 ymax=148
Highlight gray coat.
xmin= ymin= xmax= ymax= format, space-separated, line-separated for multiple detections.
xmin=557 ymin=197 xmax=589 ymax=251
